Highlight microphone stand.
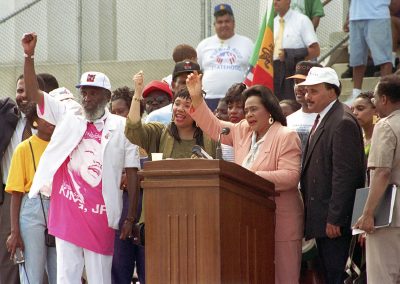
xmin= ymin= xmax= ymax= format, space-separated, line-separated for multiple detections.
xmin=216 ymin=133 xmax=223 ymax=160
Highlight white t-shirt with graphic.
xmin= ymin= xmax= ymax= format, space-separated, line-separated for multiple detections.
xmin=286 ymin=109 xmax=317 ymax=154
xmin=197 ymin=34 xmax=254 ymax=99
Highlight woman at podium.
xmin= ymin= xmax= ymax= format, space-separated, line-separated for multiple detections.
xmin=125 ymin=71 xmax=216 ymax=160
xmin=187 ymin=72 xmax=304 ymax=284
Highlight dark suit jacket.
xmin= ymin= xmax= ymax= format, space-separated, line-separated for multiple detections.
xmin=301 ymin=100 xmax=365 ymax=239
xmin=0 ymin=98 xmax=19 ymax=196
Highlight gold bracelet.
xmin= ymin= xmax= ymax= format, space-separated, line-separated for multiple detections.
xmin=133 ymin=97 xmax=143 ymax=102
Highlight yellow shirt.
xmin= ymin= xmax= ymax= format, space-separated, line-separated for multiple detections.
xmin=5 ymin=135 xmax=49 ymax=193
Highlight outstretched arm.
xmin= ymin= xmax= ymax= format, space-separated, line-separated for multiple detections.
xmin=127 ymin=71 xmax=144 ymax=124
xmin=186 ymin=71 xmax=204 ymax=109
xmin=21 ymin=32 xmax=44 ymax=107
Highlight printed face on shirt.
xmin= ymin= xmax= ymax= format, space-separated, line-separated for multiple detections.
xmin=305 ymin=83 xmax=336 ymax=113
xmin=173 ymin=96 xmax=194 ymax=128
xmin=244 ymin=96 xmax=270 ymax=136
xmin=352 ymin=97 xmax=376 ymax=128
xmin=214 ymin=14 xmax=235 ymax=40
xmin=68 ymin=138 xmax=102 ymax=188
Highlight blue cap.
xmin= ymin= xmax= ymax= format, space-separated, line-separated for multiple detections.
xmin=214 ymin=3 xmax=233 ymax=16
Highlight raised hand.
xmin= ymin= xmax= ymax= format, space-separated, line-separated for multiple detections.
xmin=21 ymin=32 xmax=37 ymax=56
xmin=132 ymin=71 xmax=144 ymax=95
xmin=186 ymin=71 xmax=203 ymax=108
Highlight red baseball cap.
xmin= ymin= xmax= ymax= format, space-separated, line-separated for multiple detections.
xmin=142 ymin=80 xmax=172 ymax=99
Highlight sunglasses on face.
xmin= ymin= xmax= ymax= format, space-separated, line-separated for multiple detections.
xmin=145 ymin=96 xmax=169 ymax=105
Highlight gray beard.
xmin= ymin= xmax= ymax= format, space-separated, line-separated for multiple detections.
xmin=79 ymin=97 xmax=109 ymax=121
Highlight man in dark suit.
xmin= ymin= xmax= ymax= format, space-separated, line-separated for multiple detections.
xmin=299 ymin=67 xmax=365 ymax=284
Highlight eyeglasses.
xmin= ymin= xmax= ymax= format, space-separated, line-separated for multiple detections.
xmin=145 ymin=96 xmax=169 ymax=105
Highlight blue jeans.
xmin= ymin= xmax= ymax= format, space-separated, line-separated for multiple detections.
xmin=112 ymin=191 xmax=145 ymax=284
xmin=19 ymin=194 xmax=57 ymax=284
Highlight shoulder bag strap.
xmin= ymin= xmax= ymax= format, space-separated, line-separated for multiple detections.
xmin=28 ymin=140 xmax=48 ymax=229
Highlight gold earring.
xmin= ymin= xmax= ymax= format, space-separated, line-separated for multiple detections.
xmin=33 ymin=121 xmax=38 ymax=127
xmin=268 ymin=115 xmax=274 ymax=125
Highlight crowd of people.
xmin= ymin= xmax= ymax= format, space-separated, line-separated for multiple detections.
xmin=0 ymin=1 xmax=400 ymax=284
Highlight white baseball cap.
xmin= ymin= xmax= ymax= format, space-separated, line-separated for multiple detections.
xmin=76 ymin=71 xmax=111 ymax=91
xmin=49 ymin=87 xmax=75 ymax=101
xmin=298 ymin=67 xmax=340 ymax=87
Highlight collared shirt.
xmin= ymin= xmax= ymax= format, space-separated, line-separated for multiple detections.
xmin=1 ymin=114 xmax=37 ymax=184
xmin=273 ymin=9 xmax=318 ymax=60
xmin=242 ymin=131 xmax=267 ymax=170
xmin=314 ymin=99 xmax=337 ymax=131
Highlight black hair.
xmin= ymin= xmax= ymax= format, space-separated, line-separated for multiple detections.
xmin=225 ymin=83 xmax=246 ymax=105
xmin=38 ymin=73 xmax=59 ymax=92
xmin=111 ymin=86 xmax=144 ymax=117
xmin=242 ymin=85 xmax=287 ymax=126
xmin=25 ymin=103 xmax=38 ymax=129
xmin=279 ymin=99 xmax=301 ymax=112
xmin=167 ymin=87 xmax=204 ymax=146
xmin=376 ymin=74 xmax=400 ymax=103
xmin=17 ymin=74 xmax=46 ymax=91
xmin=356 ymin=91 xmax=375 ymax=108
xmin=324 ymin=82 xmax=341 ymax=97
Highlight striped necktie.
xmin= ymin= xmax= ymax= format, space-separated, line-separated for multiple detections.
xmin=21 ymin=120 xmax=32 ymax=141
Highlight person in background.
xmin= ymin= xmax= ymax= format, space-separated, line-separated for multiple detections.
xmin=22 ymin=32 xmax=141 ymax=284
xmin=286 ymin=61 xmax=321 ymax=154
xmin=110 ymin=87 xmax=145 ymax=284
xmin=162 ymin=44 xmax=197 ymax=87
xmin=352 ymin=91 xmax=377 ymax=161
xmin=353 ymin=75 xmax=400 ymax=283
xmin=6 ymin=104 xmax=56 ymax=284
xmin=221 ymin=82 xmax=246 ymax=161
xmin=0 ymin=74 xmax=45 ymax=284
xmin=279 ymin=99 xmax=301 ymax=117
xmin=214 ymin=97 xmax=229 ymax=121
xmin=142 ymin=80 xmax=172 ymax=115
xmin=126 ymin=71 xmax=216 ymax=160
xmin=299 ymin=67 xmax=365 ymax=284
xmin=196 ymin=3 xmax=253 ymax=111
xmin=187 ymin=72 xmax=304 ymax=283
xmin=38 ymin=73 xmax=59 ymax=93
xmin=290 ymin=0 xmax=325 ymax=30
xmin=145 ymin=60 xmax=201 ymax=125
xmin=344 ymin=0 xmax=393 ymax=104
xmin=273 ymin=0 xmax=320 ymax=101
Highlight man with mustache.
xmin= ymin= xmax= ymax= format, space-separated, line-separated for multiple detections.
xmin=0 ymin=75 xmax=45 ymax=284
xmin=22 ymin=32 xmax=140 ymax=284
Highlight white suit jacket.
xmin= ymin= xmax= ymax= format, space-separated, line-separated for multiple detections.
xmin=29 ymin=93 xmax=140 ymax=229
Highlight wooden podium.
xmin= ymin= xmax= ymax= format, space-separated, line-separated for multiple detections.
xmin=141 ymin=159 xmax=276 ymax=283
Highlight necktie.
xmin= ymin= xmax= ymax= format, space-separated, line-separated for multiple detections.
xmin=274 ymin=17 xmax=285 ymax=58
xmin=309 ymin=114 xmax=320 ymax=142
xmin=21 ymin=120 xmax=32 ymax=141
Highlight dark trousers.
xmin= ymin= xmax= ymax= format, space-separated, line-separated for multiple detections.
xmin=112 ymin=191 xmax=145 ymax=284
xmin=0 ymin=192 xmax=20 ymax=284
xmin=316 ymin=234 xmax=351 ymax=284
xmin=273 ymin=60 xmax=295 ymax=101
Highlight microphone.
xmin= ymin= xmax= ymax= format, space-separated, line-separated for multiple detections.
xmin=216 ymin=127 xmax=231 ymax=160
xmin=192 ymin=145 xmax=213 ymax=160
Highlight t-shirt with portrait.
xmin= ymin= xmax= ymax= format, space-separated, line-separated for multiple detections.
xmin=49 ymin=122 xmax=114 ymax=255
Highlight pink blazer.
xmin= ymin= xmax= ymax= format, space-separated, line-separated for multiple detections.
xmin=190 ymin=101 xmax=304 ymax=241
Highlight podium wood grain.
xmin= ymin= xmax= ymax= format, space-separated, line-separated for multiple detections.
xmin=141 ymin=159 xmax=276 ymax=284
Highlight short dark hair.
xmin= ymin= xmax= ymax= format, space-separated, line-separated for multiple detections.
xmin=172 ymin=44 xmax=197 ymax=63
xmin=376 ymin=74 xmax=400 ymax=103
xmin=324 ymin=82 xmax=341 ymax=97
xmin=168 ymin=87 xmax=205 ymax=145
xmin=38 ymin=73 xmax=59 ymax=92
xmin=279 ymin=99 xmax=301 ymax=112
xmin=225 ymin=83 xmax=246 ymax=105
xmin=111 ymin=86 xmax=145 ymax=116
xmin=17 ymin=74 xmax=46 ymax=92
xmin=242 ymin=85 xmax=287 ymax=126
xmin=356 ymin=91 xmax=375 ymax=107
